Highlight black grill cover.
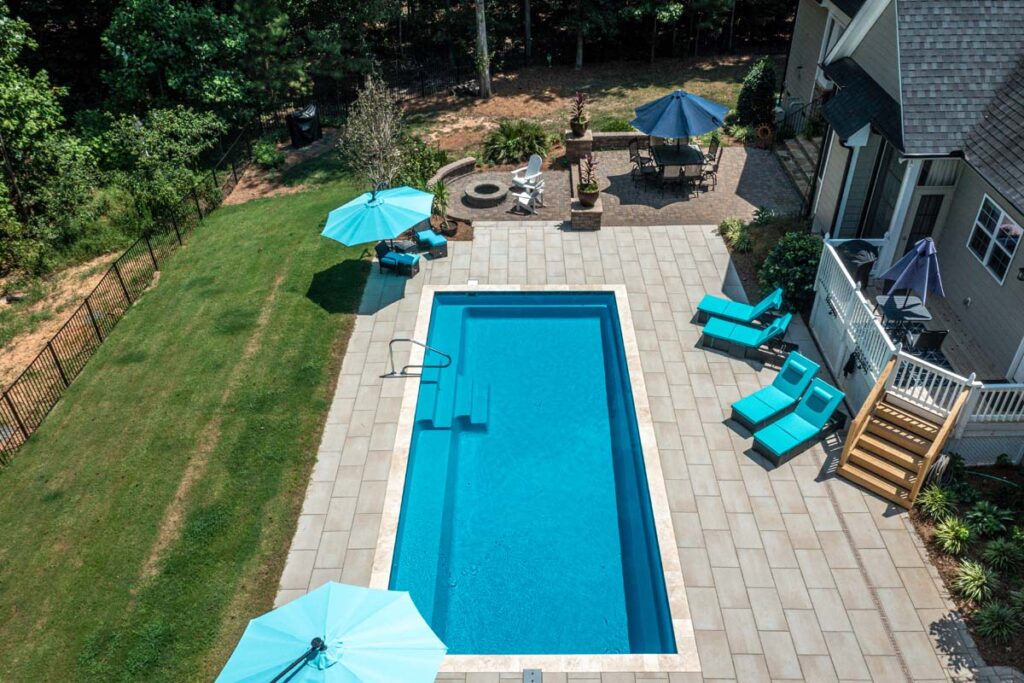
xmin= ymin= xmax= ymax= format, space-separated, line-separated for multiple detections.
xmin=286 ymin=104 xmax=322 ymax=148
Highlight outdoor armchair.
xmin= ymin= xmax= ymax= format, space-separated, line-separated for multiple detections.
xmin=752 ymin=378 xmax=845 ymax=465
xmin=512 ymin=154 xmax=543 ymax=189
xmin=697 ymin=287 xmax=783 ymax=323
xmin=731 ymin=351 xmax=820 ymax=429
xmin=415 ymin=229 xmax=448 ymax=259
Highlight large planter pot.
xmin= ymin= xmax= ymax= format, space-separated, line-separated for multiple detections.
xmin=577 ymin=186 xmax=600 ymax=207
xmin=570 ymin=118 xmax=589 ymax=137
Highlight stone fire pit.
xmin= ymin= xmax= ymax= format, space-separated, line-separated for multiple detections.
xmin=463 ymin=181 xmax=508 ymax=208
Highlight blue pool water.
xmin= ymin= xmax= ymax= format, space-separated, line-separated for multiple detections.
xmin=389 ymin=292 xmax=675 ymax=655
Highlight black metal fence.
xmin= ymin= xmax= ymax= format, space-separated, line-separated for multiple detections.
xmin=0 ymin=125 xmax=260 ymax=462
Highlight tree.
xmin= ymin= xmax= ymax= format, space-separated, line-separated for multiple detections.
xmin=474 ymin=0 xmax=492 ymax=98
xmin=523 ymin=0 xmax=532 ymax=63
xmin=341 ymin=75 xmax=404 ymax=187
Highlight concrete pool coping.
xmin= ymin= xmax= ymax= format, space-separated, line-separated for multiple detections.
xmin=369 ymin=283 xmax=699 ymax=674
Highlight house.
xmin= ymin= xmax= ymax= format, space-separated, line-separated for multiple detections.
xmin=780 ymin=0 xmax=1024 ymax=494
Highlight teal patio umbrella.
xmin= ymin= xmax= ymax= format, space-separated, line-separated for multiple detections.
xmin=321 ymin=185 xmax=433 ymax=247
xmin=216 ymin=582 xmax=447 ymax=683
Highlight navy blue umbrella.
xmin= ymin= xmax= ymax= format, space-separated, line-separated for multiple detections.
xmin=879 ymin=237 xmax=946 ymax=304
xmin=630 ymin=90 xmax=730 ymax=140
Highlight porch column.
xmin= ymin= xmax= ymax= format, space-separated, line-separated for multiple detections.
xmin=832 ymin=125 xmax=870 ymax=233
xmin=875 ymin=158 xmax=924 ymax=272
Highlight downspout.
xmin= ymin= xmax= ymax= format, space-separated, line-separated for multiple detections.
xmin=778 ymin=0 xmax=801 ymax=103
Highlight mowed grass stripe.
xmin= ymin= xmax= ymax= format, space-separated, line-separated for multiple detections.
xmin=0 ymin=179 xmax=368 ymax=681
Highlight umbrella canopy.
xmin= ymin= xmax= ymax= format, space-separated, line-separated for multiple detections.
xmin=879 ymin=237 xmax=946 ymax=304
xmin=217 ymin=582 xmax=446 ymax=683
xmin=630 ymin=90 xmax=730 ymax=139
xmin=322 ymin=186 xmax=433 ymax=247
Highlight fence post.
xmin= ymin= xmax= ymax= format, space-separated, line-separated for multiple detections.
xmin=192 ymin=186 xmax=204 ymax=219
xmin=3 ymin=392 xmax=28 ymax=442
xmin=48 ymin=342 xmax=70 ymax=388
xmin=84 ymin=298 xmax=104 ymax=342
xmin=145 ymin=235 xmax=159 ymax=270
xmin=170 ymin=212 xmax=182 ymax=245
xmin=230 ymin=156 xmax=239 ymax=184
xmin=210 ymin=169 xmax=218 ymax=192
xmin=113 ymin=261 xmax=133 ymax=304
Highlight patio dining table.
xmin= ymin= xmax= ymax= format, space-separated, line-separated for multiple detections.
xmin=875 ymin=293 xmax=932 ymax=337
xmin=651 ymin=144 xmax=705 ymax=168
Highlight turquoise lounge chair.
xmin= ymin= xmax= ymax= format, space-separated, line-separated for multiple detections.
xmin=702 ymin=312 xmax=793 ymax=356
xmin=752 ymin=378 xmax=845 ymax=465
xmin=731 ymin=351 xmax=820 ymax=429
xmin=696 ymin=287 xmax=783 ymax=323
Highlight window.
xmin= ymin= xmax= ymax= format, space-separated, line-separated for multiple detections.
xmin=967 ymin=195 xmax=1023 ymax=283
xmin=815 ymin=15 xmax=847 ymax=87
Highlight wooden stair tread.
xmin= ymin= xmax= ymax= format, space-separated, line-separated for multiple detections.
xmin=875 ymin=401 xmax=941 ymax=438
xmin=849 ymin=447 xmax=917 ymax=486
xmin=865 ymin=417 xmax=932 ymax=456
xmin=858 ymin=432 xmax=925 ymax=469
xmin=838 ymin=462 xmax=912 ymax=508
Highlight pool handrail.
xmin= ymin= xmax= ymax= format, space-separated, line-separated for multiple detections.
xmin=382 ymin=338 xmax=453 ymax=378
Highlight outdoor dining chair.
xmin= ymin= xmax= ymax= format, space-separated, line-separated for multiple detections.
xmin=904 ymin=328 xmax=949 ymax=364
xmin=682 ymin=164 xmax=704 ymax=195
xmin=701 ymin=147 xmax=722 ymax=191
xmin=658 ymin=164 xmax=685 ymax=195
xmin=628 ymin=138 xmax=653 ymax=166
xmin=704 ymin=137 xmax=720 ymax=163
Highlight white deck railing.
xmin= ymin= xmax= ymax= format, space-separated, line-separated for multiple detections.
xmin=815 ymin=241 xmax=1024 ymax=434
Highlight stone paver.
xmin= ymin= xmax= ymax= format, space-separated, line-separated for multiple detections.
xmin=277 ymin=221 xmax=1018 ymax=681
xmin=445 ymin=147 xmax=801 ymax=226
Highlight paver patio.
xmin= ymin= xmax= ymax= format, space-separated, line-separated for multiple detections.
xmin=445 ymin=147 xmax=802 ymax=226
xmin=278 ymin=221 xmax=1017 ymax=682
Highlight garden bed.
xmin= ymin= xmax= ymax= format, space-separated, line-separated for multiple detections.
xmin=910 ymin=463 xmax=1024 ymax=671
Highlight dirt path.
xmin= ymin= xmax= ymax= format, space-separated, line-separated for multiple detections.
xmin=0 ymin=252 xmax=121 ymax=387
xmin=223 ymin=129 xmax=341 ymax=206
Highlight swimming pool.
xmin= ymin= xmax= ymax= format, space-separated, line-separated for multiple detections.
xmin=388 ymin=291 xmax=676 ymax=655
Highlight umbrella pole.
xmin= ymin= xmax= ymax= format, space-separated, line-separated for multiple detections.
xmin=270 ymin=638 xmax=327 ymax=683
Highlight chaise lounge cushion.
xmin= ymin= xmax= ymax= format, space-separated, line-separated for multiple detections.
xmin=733 ymin=386 xmax=796 ymax=425
xmin=698 ymin=288 xmax=783 ymax=323
xmin=752 ymin=379 xmax=844 ymax=461
xmin=731 ymin=351 xmax=820 ymax=428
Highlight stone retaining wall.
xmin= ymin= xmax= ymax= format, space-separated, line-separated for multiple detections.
xmin=591 ymin=131 xmax=647 ymax=151
xmin=427 ymin=157 xmax=476 ymax=187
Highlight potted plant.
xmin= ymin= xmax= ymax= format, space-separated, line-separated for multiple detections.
xmin=569 ymin=91 xmax=589 ymax=137
xmin=429 ymin=180 xmax=454 ymax=236
xmin=577 ymin=153 xmax=600 ymax=207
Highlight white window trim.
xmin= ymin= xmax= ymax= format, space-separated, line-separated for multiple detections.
xmin=966 ymin=193 xmax=1022 ymax=285
xmin=815 ymin=14 xmax=848 ymax=88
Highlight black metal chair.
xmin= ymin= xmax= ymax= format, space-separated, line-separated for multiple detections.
xmin=704 ymin=137 xmax=720 ymax=163
xmin=701 ymin=147 xmax=722 ymax=191
xmin=904 ymin=328 xmax=949 ymax=365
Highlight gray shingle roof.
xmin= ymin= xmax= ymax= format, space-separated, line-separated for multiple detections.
xmin=898 ymin=0 xmax=1024 ymax=157
xmin=822 ymin=58 xmax=903 ymax=149
xmin=831 ymin=0 xmax=867 ymax=19
xmin=964 ymin=61 xmax=1024 ymax=214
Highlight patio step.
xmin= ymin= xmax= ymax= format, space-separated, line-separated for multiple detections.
xmin=875 ymin=401 xmax=941 ymax=440
xmin=848 ymin=447 xmax=918 ymax=488
xmin=864 ymin=417 xmax=932 ymax=456
xmin=857 ymin=432 xmax=925 ymax=471
xmin=838 ymin=460 xmax=912 ymax=507
xmin=775 ymin=136 xmax=821 ymax=200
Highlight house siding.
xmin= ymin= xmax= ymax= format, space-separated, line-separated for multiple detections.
xmin=814 ymin=131 xmax=849 ymax=234
xmin=838 ymin=133 xmax=883 ymax=235
xmin=783 ymin=0 xmax=829 ymax=106
xmin=934 ymin=165 xmax=1024 ymax=378
xmin=850 ymin=1 xmax=900 ymax=102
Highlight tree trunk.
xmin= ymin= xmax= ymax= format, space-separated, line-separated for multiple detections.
xmin=475 ymin=0 xmax=492 ymax=98
xmin=728 ymin=0 xmax=737 ymax=52
xmin=650 ymin=12 xmax=658 ymax=64
xmin=444 ymin=0 xmax=455 ymax=68
xmin=524 ymin=0 xmax=532 ymax=63
xmin=575 ymin=0 xmax=583 ymax=70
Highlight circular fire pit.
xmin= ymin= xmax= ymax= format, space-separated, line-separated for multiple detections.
xmin=464 ymin=182 xmax=507 ymax=208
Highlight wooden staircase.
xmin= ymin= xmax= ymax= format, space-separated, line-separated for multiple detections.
xmin=837 ymin=357 xmax=973 ymax=508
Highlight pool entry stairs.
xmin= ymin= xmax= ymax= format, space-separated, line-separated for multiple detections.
xmin=836 ymin=357 xmax=972 ymax=509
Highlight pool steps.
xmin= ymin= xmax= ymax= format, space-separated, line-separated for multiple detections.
xmin=421 ymin=373 xmax=489 ymax=429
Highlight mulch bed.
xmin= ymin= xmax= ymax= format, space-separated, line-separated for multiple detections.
xmin=909 ymin=465 xmax=1024 ymax=672
xmin=430 ymin=215 xmax=473 ymax=241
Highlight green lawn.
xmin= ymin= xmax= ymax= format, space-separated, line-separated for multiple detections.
xmin=0 ymin=177 xmax=369 ymax=680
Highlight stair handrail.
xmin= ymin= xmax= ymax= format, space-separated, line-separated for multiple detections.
xmin=381 ymin=338 xmax=452 ymax=378
xmin=909 ymin=373 xmax=975 ymax=502
xmin=839 ymin=352 xmax=900 ymax=471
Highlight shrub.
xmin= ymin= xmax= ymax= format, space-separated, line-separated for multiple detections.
xmin=981 ymin=538 xmax=1023 ymax=572
xmin=729 ymin=124 xmax=754 ymax=144
xmin=252 ymin=137 xmax=286 ymax=170
xmin=736 ymin=57 xmax=777 ymax=127
xmin=952 ymin=560 xmax=999 ymax=604
xmin=591 ymin=115 xmax=634 ymax=132
xmin=569 ymin=91 xmax=588 ymax=124
xmin=751 ymin=207 xmax=780 ymax=226
xmin=719 ymin=217 xmax=751 ymax=253
xmin=397 ymin=137 xmax=449 ymax=189
xmin=965 ymin=501 xmax=1015 ymax=537
xmin=1010 ymin=588 xmax=1024 ymax=615
xmin=934 ymin=516 xmax=972 ymax=556
xmin=428 ymin=180 xmax=449 ymax=217
xmin=974 ymin=601 xmax=1019 ymax=643
xmin=482 ymin=119 xmax=550 ymax=165
xmin=917 ymin=485 xmax=957 ymax=522
xmin=758 ymin=231 xmax=822 ymax=312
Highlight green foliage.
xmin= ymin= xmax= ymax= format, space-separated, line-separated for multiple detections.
xmin=482 ymin=120 xmax=550 ymax=165
xmin=252 ymin=137 xmax=286 ymax=170
xmin=570 ymin=91 xmax=588 ymax=123
xmin=981 ymin=538 xmax=1023 ymax=572
xmin=965 ymin=501 xmax=1015 ymax=537
xmin=1009 ymin=588 xmax=1024 ymax=615
xmin=578 ymin=153 xmax=599 ymax=192
xmin=429 ymin=180 xmax=450 ymax=217
xmin=736 ymin=57 xmax=777 ymax=127
xmin=934 ymin=516 xmax=972 ymax=556
xmin=719 ymin=217 xmax=751 ymax=253
xmin=729 ymin=124 xmax=754 ymax=144
xmin=342 ymin=74 xmax=404 ymax=186
xmin=917 ymin=485 xmax=957 ymax=522
xmin=974 ymin=601 xmax=1019 ymax=643
xmin=397 ymin=137 xmax=450 ymax=190
xmin=758 ymin=231 xmax=822 ymax=312
xmin=952 ymin=560 xmax=1000 ymax=604
xmin=591 ymin=115 xmax=635 ymax=132
xmin=751 ymin=207 xmax=780 ymax=226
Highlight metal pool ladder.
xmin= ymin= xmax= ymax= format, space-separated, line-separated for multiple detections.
xmin=381 ymin=338 xmax=452 ymax=378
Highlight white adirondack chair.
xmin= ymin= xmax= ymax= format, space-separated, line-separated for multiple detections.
xmin=511 ymin=154 xmax=543 ymax=190
xmin=512 ymin=179 xmax=545 ymax=214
